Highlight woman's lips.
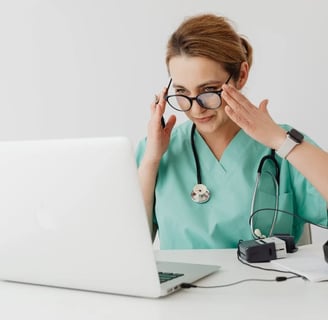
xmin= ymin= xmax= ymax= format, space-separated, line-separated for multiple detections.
xmin=194 ymin=116 xmax=213 ymax=123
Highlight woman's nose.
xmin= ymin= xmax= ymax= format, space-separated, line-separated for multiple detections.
xmin=190 ymin=98 xmax=206 ymax=113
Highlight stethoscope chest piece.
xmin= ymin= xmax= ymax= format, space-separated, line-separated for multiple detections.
xmin=191 ymin=184 xmax=210 ymax=203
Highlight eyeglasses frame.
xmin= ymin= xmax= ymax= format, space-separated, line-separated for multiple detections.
xmin=165 ymin=74 xmax=232 ymax=112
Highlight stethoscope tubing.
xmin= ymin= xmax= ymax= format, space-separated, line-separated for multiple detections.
xmin=190 ymin=123 xmax=281 ymax=238
xmin=191 ymin=124 xmax=202 ymax=185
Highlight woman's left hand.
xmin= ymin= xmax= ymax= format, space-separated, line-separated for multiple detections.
xmin=222 ymin=84 xmax=286 ymax=150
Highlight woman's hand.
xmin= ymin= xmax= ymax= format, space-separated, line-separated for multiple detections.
xmin=222 ymin=84 xmax=328 ymax=204
xmin=144 ymin=87 xmax=176 ymax=163
xmin=222 ymin=84 xmax=286 ymax=150
xmin=139 ymin=88 xmax=176 ymax=236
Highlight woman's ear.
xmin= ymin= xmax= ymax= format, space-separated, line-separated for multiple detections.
xmin=236 ymin=61 xmax=249 ymax=90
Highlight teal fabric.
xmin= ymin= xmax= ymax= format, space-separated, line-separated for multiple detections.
xmin=136 ymin=121 xmax=327 ymax=249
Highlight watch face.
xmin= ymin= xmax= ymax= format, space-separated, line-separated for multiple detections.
xmin=289 ymin=128 xmax=304 ymax=143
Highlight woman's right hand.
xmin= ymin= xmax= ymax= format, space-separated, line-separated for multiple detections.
xmin=139 ymin=87 xmax=176 ymax=236
xmin=144 ymin=87 xmax=176 ymax=164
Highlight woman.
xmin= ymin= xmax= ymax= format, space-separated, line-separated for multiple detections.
xmin=136 ymin=14 xmax=328 ymax=249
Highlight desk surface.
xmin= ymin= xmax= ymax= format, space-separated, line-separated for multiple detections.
xmin=0 ymin=245 xmax=326 ymax=320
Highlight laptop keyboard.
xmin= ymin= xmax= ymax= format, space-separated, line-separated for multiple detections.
xmin=158 ymin=272 xmax=184 ymax=283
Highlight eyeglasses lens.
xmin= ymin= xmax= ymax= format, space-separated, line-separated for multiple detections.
xmin=197 ymin=93 xmax=222 ymax=109
xmin=170 ymin=96 xmax=190 ymax=111
xmin=167 ymin=92 xmax=222 ymax=111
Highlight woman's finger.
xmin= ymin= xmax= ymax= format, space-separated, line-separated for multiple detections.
xmin=222 ymin=84 xmax=252 ymax=108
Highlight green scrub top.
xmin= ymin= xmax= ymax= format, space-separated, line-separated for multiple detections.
xmin=136 ymin=121 xmax=327 ymax=249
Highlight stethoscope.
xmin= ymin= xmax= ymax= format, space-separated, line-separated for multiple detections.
xmin=190 ymin=123 xmax=280 ymax=238
xmin=190 ymin=123 xmax=211 ymax=203
xmin=250 ymin=148 xmax=280 ymax=238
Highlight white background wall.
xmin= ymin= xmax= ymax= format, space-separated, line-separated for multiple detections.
xmin=0 ymin=0 xmax=327 ymax=244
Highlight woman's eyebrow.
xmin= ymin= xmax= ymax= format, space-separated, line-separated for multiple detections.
xmin=172 ymin=84 xmax=187 ymax=90
xmin=197 ymin=80 xmax=223 ymax=88
xmin=173 ymin=80 xmax=222 ymax=89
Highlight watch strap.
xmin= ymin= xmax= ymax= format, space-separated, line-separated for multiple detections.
xmin=276 ymin=129 xmax=304 ymax=159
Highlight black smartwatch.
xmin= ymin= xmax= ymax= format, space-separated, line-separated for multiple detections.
xmin=276 ymin=128 xmax=304 ymax=159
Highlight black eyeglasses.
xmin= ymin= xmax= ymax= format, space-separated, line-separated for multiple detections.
xmin=165 ymin=74 xmax=232 ymax=112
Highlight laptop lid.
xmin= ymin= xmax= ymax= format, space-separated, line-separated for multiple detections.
xmin=0 ymin=137 xmax=218 ymax=298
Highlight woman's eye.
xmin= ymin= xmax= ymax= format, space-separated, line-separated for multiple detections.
xmin=175 ymin=89 xmax=187 ymax=94
xmin=204 ymin=87 xmax=218 ymax=92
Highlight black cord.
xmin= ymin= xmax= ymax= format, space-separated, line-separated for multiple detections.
xmin=181 ymin=275 xmax=300 ymax=289
xmin=249 ymin=207 xmax=328 ymax=231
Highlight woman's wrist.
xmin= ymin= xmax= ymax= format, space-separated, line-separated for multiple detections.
xmin=141 ymin=151 xmax=162 ymax=170
xmin=269 ymin=127 xmax=287 ymax=151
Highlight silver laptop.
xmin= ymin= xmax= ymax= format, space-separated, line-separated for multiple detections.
xmin=0 ymin=136 xmax=218 ymax=298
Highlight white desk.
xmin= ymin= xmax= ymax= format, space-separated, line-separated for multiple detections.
xmin=0 ymin=246 xmax=326 ymax=320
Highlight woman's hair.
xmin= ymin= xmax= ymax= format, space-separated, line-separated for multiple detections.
xmin=166 ymin=14 xmax=253 ymax=81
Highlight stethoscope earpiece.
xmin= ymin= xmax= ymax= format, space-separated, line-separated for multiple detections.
xmin=191 ymin=183 xmax=210 ymax=203
xmin=254 ymin=228 xmax=266 ymax=239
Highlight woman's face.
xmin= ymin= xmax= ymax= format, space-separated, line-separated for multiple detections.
xmin=168 ymin=55 xmax=234 ymax=135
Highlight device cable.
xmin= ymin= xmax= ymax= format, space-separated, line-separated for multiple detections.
xmin=180 ymin=275 xmax=300 ymax=289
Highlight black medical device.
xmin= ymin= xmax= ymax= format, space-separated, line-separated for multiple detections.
xmin=324 ymin=240 xmax=328 ymax=263
xmin=238 ymin=237 xmax=287 ymax=263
